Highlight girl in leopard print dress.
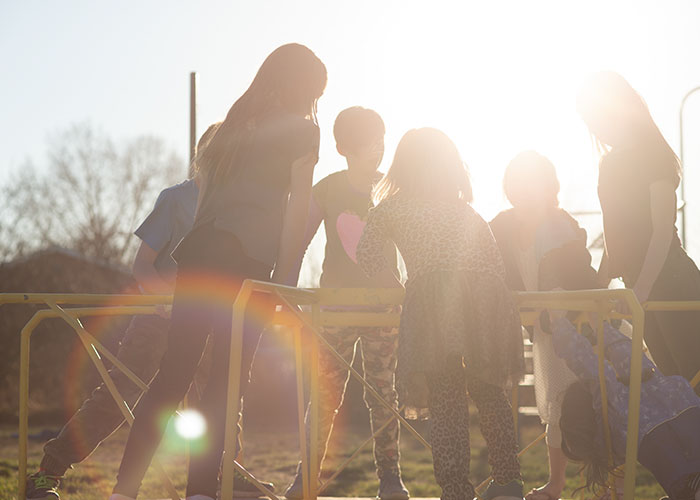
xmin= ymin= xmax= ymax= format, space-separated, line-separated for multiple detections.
xmin=357 ymin=128 xmax=525 ymax=500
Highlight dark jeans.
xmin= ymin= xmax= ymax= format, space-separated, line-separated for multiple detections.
xmin=638 ymin=407 xmax=700 ymax=499
xmin=114 ymin=224 xmax=272 ymax=498
xmin=640 ymin=246 xmax=700 ymax=395
xmin=42 ymin=315 xmax=169 ymax=476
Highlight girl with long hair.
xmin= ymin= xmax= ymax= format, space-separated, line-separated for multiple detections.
xmin=357 ymin=128 xmax=525 ymax=500
xmin=110 ymin=43 xmax=327 ymax=500
xmin=577 ymin=71 xmax=700 ymax=394
xmin=549 ymin=314 xmax=700 ymax=500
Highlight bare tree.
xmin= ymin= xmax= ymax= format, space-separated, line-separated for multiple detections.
xmin=0 ymin=123 xmax=184 ymax=265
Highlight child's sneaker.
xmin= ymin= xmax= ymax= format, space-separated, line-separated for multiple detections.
xmin=225 ymin=468 xmax=275 ymax=498
xmin=482 ymin=479 xmax=524 ymax=500
xmin=283 ymin=470 xmax=306 ymax=500
xmin=377 ymin=473 xmax=409 ymax=500
xmin=25 ymin=471 xmax=62 ymax=500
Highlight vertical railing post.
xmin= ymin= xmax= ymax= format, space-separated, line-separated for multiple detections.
xmin=222 ymin=283 xmax=251 ymax=500
xmin=623 ymin=289 xmax=645 ymax=500
xmin=309 ymin=304 xmax=321 ymax=500
xmin=294 ymin=325 xmax=311 ymax=500
xmin=18 ymin=315 xmax=40 ymax=500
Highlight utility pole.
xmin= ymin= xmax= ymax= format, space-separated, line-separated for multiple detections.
xmin=189 ymin=72 xmax=198 ymax=177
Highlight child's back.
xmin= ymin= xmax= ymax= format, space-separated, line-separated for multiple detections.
xmin=357 ymin=128 xmax=525 ymax=500
xmin=359 ymin=195 xmax=504 ymax=282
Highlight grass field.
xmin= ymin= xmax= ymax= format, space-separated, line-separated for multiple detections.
xmin=0 ymin=419 xmax=666 ymax=500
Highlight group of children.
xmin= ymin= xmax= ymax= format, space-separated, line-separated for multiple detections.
xmin=24 ymin=44 xmax=700 ymax=500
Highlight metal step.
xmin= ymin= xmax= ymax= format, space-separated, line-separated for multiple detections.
xmin=517 ymin=406 xmax=540 ymax=418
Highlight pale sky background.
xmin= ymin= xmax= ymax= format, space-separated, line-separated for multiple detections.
xmin=3 ymin=0 xmax=700 ymax=266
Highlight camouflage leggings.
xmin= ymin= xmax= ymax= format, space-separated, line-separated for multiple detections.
xmin=301 ymin=324 xmax=401 ymax=478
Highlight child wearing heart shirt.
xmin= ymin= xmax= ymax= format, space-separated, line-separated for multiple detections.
xmin=285 ymin=107 xmax=408 ymax=500
xmin=357 ymin=128 xmax=525 ymax=500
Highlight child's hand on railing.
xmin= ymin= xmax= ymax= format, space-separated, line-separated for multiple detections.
xmin=155 ymin=304 xmax=171 ymax=319
xmin=406 ymin=372 xmax=429 ymax=409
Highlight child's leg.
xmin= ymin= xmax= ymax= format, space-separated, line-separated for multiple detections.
xmin=466 ymin=376 xmax=521 ymax=486
xmin=40 ymin=315 xmax=169 ymax=476
xmin=639 ymin=407 xmax=700 ymax=499
xmin=426 ymin=362 xmax=473 ymax=500
xmin=526 ymin=425 xmax=567 ymax=499
xmin=360 ymin=326 xmax=401 ymax=478
xmin=113 ymin=293 xmax=213 ymax=498
xmin=185 ymin=299 xmax=268 ymax=497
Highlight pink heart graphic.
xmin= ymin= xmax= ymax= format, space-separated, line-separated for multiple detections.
xmin=336 ymin=212 xmax=366 ymax=263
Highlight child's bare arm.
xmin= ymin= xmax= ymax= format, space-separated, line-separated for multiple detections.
xmin=288 ymin=197 xmax=323 ymax=286
xmin=374 ymin=267 xmax=403 ymax=289
xmin=272 ymin=152 xmax=318 ymax=286
xmin=132 ymin=241 xmax=173 ymax=295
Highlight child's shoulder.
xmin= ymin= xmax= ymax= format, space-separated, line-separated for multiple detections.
xmin=155 ymin=178 xmax=197 ymax=205
xmin=550 ymin=208 xmax=586 ymax=237
xmin=312 ymin=170 xmax=349 ymax=203
xmin=314 ymin=170 xmax=347 ymax=188
xmin=460 ymin=201 xmax=487 ymax=224
xmin=489 ymin=208 xmax=516 ymax=226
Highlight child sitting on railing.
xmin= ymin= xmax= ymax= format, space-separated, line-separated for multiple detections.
xmin=357 ymin=128 xmax=525 ymax=500
xmin=549 ymin=313 xmax=700 ymax=500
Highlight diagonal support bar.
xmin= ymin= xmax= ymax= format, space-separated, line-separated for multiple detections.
xmin=46 ymin=302 xmax=181 ymax=500
xmin=274 ymin=291 xmax=431 ymax=451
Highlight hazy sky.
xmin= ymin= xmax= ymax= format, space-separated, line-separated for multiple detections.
xmin=3 ymin=0 xmax=700 ymax=255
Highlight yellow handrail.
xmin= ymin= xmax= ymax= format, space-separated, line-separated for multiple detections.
xmin=6 ymin=288 xmax=698 ymax=500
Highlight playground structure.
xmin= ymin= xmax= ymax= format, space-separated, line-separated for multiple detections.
xmin=4 ymin=286 xmax=700 ymax=500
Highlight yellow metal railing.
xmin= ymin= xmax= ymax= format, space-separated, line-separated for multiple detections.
xmin=225 ymin=285 xmax=647 ymax=500
xmin=5 ymin=288 xmax=699 ymax=500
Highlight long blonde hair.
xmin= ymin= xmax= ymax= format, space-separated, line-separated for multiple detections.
xmin=576 ymin=71 xmax=681 ymax=175
xmin=190 ymin=121 xmax=222 ymax=177
xmin=373 ymin=127 xmax=472 ymax=204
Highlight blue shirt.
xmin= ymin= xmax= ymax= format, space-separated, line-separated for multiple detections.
xmin=134 ymin=179 xmax=198 ymax=282
xmin=552 ymin=317 xmax=700 ymax=462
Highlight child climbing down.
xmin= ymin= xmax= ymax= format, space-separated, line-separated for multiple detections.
xmin=357 ymin=128 xmax=525 ymax=500
xmin=551 ymin=315 xmax=700 ymax=500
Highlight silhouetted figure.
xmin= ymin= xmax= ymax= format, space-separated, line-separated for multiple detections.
xmin=357 ymin=128 xmax=525 ymax=500
xmin=110 ymin=43 xmax=326 ymax=500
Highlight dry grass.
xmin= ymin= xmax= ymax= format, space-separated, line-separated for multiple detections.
xmin=0 ymin=419 xmax=665 ymax=500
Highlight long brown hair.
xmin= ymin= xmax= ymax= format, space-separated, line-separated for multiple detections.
xmin=560 ymin=381 xmax=618 ymax=494
xmin=198 ymin=43 xmax=327 ymax=185
xmin=373 ymin=127 xmax=472 ymax=204
xmin=576 ymin=71 xmax=681 ymax=176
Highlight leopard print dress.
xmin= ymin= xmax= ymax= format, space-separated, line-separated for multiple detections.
xmin=357 ymin=194 xmax=525 ymax=415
